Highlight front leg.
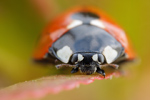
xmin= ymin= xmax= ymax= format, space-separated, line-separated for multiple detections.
xmin=56 ymin=64 xmax=76 ymax=69
xmin=96 ymin=67 xmax=105 ymax=78
xmin=71 ymin=68 xmax=79 ymax=73
xmin=99 ymin=64 xmax=119 ymax=69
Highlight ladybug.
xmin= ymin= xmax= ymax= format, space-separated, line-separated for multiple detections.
xmin=33 ymin=7 xmax=135 ymax=76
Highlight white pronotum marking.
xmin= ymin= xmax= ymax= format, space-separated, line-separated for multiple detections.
xmin=57 ymin=46 xmax=73 ymax=63
xmin=67 ymin=20 xmax=83 ymax=29
xmin=78 ymin=54 xmax=84 ymax=62
xmin=102 ymin=46 xmax=118 ymax=64
xmin=90 ymin=20 xmax=105 ymax=29
xmin=92 ymin=54 xmax=98 ymax=62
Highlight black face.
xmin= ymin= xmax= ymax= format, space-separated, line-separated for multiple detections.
xmin=71 ymin=52 xmax=104 ymax=75
xmin=78 ymin=61 xmax=99 ymax=75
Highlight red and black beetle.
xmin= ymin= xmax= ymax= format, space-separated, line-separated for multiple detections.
xmin=33 ymin=7 xmax=135 ymax=76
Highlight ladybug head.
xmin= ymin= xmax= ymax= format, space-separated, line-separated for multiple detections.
xmin=71 ymin=53 xmax=105 ymax=75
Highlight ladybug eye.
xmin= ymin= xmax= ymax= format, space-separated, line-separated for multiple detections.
xmin=71 ymin=54 xmax=78 ymax=63
xmin=71 ymin=54 xmax=84 ymax=63
xmin=98 ymin=54 xmax=104 ymax=63
xmin=92 ymin=54 xmax=104 ymax=64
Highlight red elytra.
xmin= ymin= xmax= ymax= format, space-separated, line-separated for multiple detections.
xmin=33 ymin=7 xmax=135 ymax=60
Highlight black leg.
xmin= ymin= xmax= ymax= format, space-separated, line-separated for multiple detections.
xmin=71 ymin=68 xmax=79 ymax=73
xmin=96 ymin=68 xmax=105 ymax=78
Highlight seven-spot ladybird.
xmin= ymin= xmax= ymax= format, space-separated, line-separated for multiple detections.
xmin=33 ymin=7 xmax=135 ymax=76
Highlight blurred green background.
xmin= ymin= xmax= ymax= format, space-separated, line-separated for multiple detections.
xmin=0 ymin=0 xmax=149 ymax=100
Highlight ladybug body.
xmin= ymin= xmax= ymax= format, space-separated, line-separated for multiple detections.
xmin=33 ymin=7 xmax=135 ymax=76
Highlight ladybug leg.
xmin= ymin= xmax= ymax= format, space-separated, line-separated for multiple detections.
xmin=100 ymin=64 xmax=119 ymax=69
xmin=96 ymin=67 xmax=105 ymax=78
xmin=71 ymin=68 xmax=79 ymax=73
xmin=56 ymin=64 xmax=76 ymax=69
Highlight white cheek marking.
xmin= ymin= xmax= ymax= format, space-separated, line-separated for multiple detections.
xmin=102 ymin=46 xmax=118 ymax=64
xmin=78 ymin=54 xmax=84 ymax=62
xmin=57 ymin=46 xmax=73 ymax=63
xmin=92 ymin=54 xmax=98 ymax=62
xmin=67 ymin=20 xmax=83 ymax=29
xmin=90 ymin=20 xmax=105 ymax=29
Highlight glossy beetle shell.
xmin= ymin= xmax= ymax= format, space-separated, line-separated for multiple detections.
xmin=33 ymin=7 xmax=135 ymax=61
